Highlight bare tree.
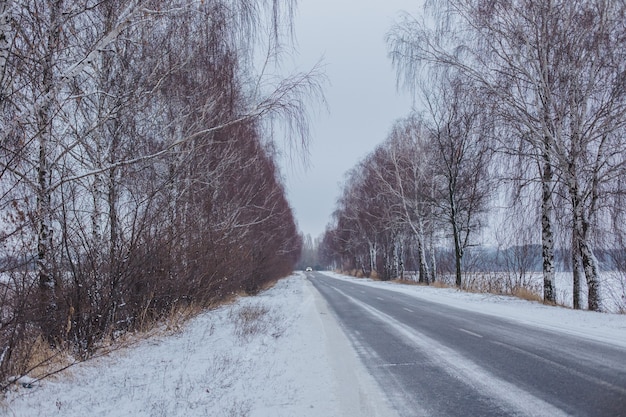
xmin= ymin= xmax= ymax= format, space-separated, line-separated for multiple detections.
xmin=421 ymin=74 xmax=492 ymax=288
xmin=370 ymin=115 xmax=436 ymax=283
xmin=388 ymin=0 xmax=559 ymax=300
xmin=0 ymin=0 xmax=322 ymax=381
xmin=388 ymin=0 xmax=626 ymax=310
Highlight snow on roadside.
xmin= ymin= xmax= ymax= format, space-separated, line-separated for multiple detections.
xmin=322 ymin=271 xmax=626 ymax=349
xmin=7 ymin=270 xmax=621 ymax=417
xmin=3 ymin=273 xmax=396 ymax=417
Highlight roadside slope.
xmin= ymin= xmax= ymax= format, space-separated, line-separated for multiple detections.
xmin=3 ymin=273 xmax=396 ymax=417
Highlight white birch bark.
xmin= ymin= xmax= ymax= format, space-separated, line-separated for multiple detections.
xmin=540 ymin=162 xmax=556 ymax=303
xmin=0 ymin=0 xmax=11 ymax=97
xmin=36 ymin=0 xmax=64 ymax=342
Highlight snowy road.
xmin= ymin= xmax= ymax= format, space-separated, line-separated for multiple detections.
xmin=309 ymin=272 xmax=626 ymax=417
xmin=4 ymin=272 xmax=625 ymax=417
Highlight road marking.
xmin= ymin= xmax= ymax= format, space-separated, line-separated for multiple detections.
xmin=459 ymin=328 xmax=483 ymax=338
xmin=403 ymin=307 xmax=414 ymax=313
xmin=378 ymin=362 xmax=417 ymax=367
xmin=376 ymin=297 xmax=384 ymax=301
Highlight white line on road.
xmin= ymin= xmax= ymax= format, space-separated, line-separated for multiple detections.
xmin=376 ymin=297 xmax=384 ymax=301
xmin=459 ymin=328 xmax=483 ymax=338
xmin=403 ymin=307 xmax=414 ymax=313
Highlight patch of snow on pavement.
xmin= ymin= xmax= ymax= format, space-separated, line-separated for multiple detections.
xmin=3 ymin=273 xmax=396 ymax=417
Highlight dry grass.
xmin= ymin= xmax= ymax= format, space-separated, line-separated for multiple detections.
xmin=389 ymin=272 xmax=547 ymax=304
xmin=164 ymin=301 xmax=206 ymax=333
xmin=337 ymin=269 xmax=548 ymax=304
xmin=2 ymin=296 xmax=225 ymax=392
xmin=339 ymin=269 xmax=367 ymax=279
xmin=391 ymin=278 xmax=421 ymax=286
xmin=512 ymin=287 xmax=543 ymax=303
xmin=0 ymin=334 xmax=74 ymax=392
xmin=0 ymin=279 xmax=286 ymax=402
xmin=21 ymin=337 xmax=70 ymax=381
xmin=391 ymin=278 xmax=451 ymax=288
xmin=228 ymin=303 xmax=286 ymax=343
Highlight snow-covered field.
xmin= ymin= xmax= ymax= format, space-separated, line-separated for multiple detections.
xmin=3 ymin=271 xmax=626 ymax=416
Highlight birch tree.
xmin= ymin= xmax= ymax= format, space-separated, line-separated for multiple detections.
xmin=388 ymin=0 xmax=558 ymax=300
xmin=370 ymin=115 xmax=436 ymax=283
xmin=0 ymin=0 xmax=322 ymax=376
xmin=388 ymin=0 xmax=626 ymax=309
xmin=421 ymin=75 xmax=492 ymax=287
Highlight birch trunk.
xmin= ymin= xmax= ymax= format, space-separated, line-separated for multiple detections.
xmin=569 ymin=159 xmax=602 ymax=311
xmin=368 ymin=240 xmax=376 ymax=275
xmin=37 ymin=0 xmax=64 ymax=342
xmin=580 ymin=215 xmax=602 ymax=311
xmin=541 ymin=148 xmax=556 ymax=303
xmin=449 ymin=182 xmax=463 ymax=288
xmin=0 ymin=0 xmax=10 ymax=96
xmin=571 ymin=230 xmax=582 ymax=309
xmin=429 ymin=181 xmax=437 ymax=283
xmin=417 ymin=216 xmax=429 ymax=284
xmin=429 ymin=230 xmax=437 ymax=283
xmin=36 ymin=134 xmax=53 ymax=293
xmin=91 ymin=162 xmax=104 ymax=246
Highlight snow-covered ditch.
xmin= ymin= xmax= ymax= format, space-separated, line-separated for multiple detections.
xmin=2 ymin=273 xmax=395 ymax=417
xmin=4 ymin=271 xmax=626 ymax=416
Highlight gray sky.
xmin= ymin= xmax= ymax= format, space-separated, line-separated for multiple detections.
xmin=281 ymin=0 xmax=421 ymax=239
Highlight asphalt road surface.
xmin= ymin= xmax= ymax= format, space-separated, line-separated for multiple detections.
xmin=307 ymin=272 xmax=626 ymax=417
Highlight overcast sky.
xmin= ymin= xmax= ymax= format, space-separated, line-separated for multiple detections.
xmin=279 ymin=0 xmax=423 ymax=239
